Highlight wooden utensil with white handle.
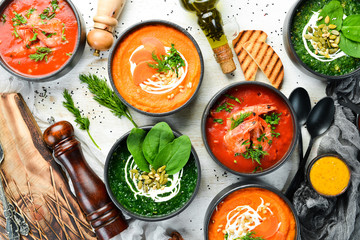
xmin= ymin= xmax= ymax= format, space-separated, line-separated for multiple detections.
xmin=87 ymin=0 xmax=126 ymax=56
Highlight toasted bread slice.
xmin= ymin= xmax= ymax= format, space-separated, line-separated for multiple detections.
xmin=243 ymin=41 xmax=284 ymax=89
xmin=232 ymin=30 xmax=268 ymax=81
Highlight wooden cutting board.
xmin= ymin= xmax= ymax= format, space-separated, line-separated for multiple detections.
xmin=0 ymin=93 xmax=97 ymax=240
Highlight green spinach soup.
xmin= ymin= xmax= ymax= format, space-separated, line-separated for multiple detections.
xmin=107 ymin=140 xmax=198 ymax=218
xmin=291 ymin=0 xmax=360 ymax=76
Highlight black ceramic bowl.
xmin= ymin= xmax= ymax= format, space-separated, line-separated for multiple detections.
xmin=201 ymin=81 xmax=299 ymax=177
xmin=104 ymin=125 xmax=201 ymax=221
xmin=204 ymin=181 xmax=301 ymax=240
xmin=0 ymin=0 xmax=86 ymax=82
xmin=307 ymin=154 xmax=351 ymax=198
xmin=108 ymin=20 xmax=204 ymax=117
xmin=283 ymin=0 xmax=360 ymax=82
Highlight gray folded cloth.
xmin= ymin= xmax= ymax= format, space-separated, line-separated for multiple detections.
xmin=293 ymin=77 xmax=360 ymax=240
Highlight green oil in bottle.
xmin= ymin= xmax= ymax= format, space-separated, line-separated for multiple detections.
xmin=180 ymin=0 xmax=236 ymax=73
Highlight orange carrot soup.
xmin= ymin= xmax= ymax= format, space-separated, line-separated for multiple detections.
xmin=111 ymin=23 xmax=202 ymax=113
xmin=0 ymin=0 xmax=78 ymax=77
xmin=205 ymin=84 xmax=294 ymax=173
xmin=208 ymin=187 xmax=296 ymax=240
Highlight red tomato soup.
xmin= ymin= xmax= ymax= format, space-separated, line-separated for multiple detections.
xmin=0 ymin=0 xmax=78 ymax=77
xmin=206 ymin=85 xmax=294 ymax=173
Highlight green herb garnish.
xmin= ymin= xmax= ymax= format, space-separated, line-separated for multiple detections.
xmin=1 ymin=14 xmax=6 ymax=23
xmin=241 ymin=139 xmax=250 ymax=146
xmin=271 ymin=130 xmax=280 ymax=138
xmin=29 ymin=47 xmax=52 ymax=62
xmin=242 ymin=145 xmax=269 ymax=165
xmin=62 ymin=89 xmax=100 ymax=150
xmin=51 ymin=0 xmax=59 ymax=11
xmin=66 ymin=52 xmax=72 ymax=57
xmin=61 ymin=23 xmax=67 ymax=41
xmin=29 ymin=33 xmax=38 ymax=42
xmin=230 ymin=112 xmax=252 ymax=130
xmin=148 ymin=44 xmax=185 ymax=77
xmin=79 ymin=74 xmax=137 ymax=127
xmin=264 ymin=112 xmax=281 ymax=125
xmin=257 ymin=133 xmax=267 ymax=142
xmin=25 ymin=8 xmax=36 ymax=18
xmin=252 ymin=166 xmax=263 ymax=173
xmin=213 ymin=118 xmax=224 ymax=124
xmin=12 ymin=11 xmax=27 ymax=26
xmin=264 ymin=112 xmax=281 ymax=138
xmin=40 ymin=0 xmax=58 ymax=20
xmin=216 ymin=102 xmax=234 ymax=113
xmin=225 ymin=94 xmax=242 ymax=104
xmin=12 ymin=28 xmax=20 ymax=39
xmin=46 ymin=32 xmax=57 ymax=38
xmin=237 ymin=231 xmax=265 ymax=240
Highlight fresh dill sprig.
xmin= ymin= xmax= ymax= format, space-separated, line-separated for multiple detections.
xmin=62 ymin=89 xmax=101 ymax=150
xmin=79 ymin=74 xmax=137 ymax=127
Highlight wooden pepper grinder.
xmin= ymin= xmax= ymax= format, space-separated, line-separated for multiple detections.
xmin=87 ymin=0 xmax=126 ymax=56
xmin=43 ymin=121 xmax=128 ymax=240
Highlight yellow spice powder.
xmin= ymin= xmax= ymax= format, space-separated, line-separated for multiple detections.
xmin=310 ymin=156 xmax=350 ymax=196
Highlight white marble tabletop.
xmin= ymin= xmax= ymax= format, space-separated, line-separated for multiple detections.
xmin=0 ymin=0 xmax=328 ymax=239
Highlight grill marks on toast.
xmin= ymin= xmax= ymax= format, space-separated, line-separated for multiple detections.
xmin=232 ymin=30 xmax=267 ymax=81
xmin=243 ymin=41 xmax=284 ymax=89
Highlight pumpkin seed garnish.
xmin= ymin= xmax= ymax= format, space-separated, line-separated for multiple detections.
xmin=303 ymin=19 xmax=341 ymax=57
xmin=331 ymin=30 xmax=340 ymax=36
xmin=325 ymin=15 xmax=330 ymax=24
xmin=131 ymin=165 xmax=169 ymax=193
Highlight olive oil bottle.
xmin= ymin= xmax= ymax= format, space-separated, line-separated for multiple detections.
xmin=180 ymin=0 xmax=236 ymax=73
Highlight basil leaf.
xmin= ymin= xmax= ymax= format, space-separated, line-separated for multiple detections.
xmin=127 ymin=128 xmax=150 ymax=172
xmin=342 ymin=15 xmax=360 ymax=43
xmin=339 ymin=32 xmax=360 ymax=58
xmin=152 ymin=135 xmax=192 ymax=175
xmin=317 ymin=0 xmax=343 ymax=30
xmin=142 ymin=122 xmax=175 ymax=164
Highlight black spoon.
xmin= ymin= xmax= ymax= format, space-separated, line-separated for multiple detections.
xmin=286 ymin=97 xmax=335 ymax=200
xmin=289 ymin=87 xmax=311 ymax=159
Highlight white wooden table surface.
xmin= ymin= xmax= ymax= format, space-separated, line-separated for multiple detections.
xmin=0 ymin=0 xmax=328 ymax=238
